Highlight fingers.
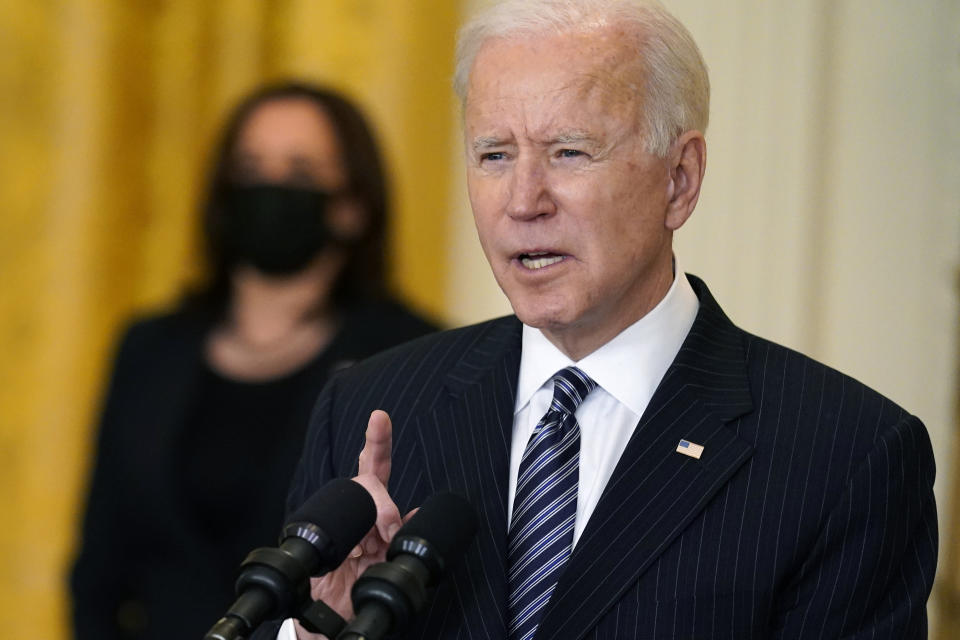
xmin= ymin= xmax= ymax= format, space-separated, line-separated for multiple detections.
xmin=351 ymin=471 xmax=403 ymax=547
xmin=347 ymin=507 xmax=417 ymax=563
xmin=354 ymin=410 xmax=401 ymax=543
xmin=302 ymin=412 xmax=403 ymax=629
xmin=358 ymin=410 xmax=392 ymax=486
xmin=355 ymin=409 xmax=402 ymax=553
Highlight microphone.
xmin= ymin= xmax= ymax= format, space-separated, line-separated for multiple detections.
xmin=204 ymin=478 xmax=376 ymax=640
xmin=337 ymin=492 xmax=479 ymax=640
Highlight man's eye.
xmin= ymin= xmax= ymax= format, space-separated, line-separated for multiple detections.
xmin=557 ymin=149 xmax=584 ymax=158
xmin=480 ymin=152 xmax=506 ymax=162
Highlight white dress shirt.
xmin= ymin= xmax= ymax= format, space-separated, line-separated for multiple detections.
xmin=508 ymin=265 xmax=699 ymax=546
xmin=279 ymin=265 xmax=699 ymax=639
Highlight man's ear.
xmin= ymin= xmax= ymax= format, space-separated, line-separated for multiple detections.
xmin=664 ymin=130 xmax=706 ymax=231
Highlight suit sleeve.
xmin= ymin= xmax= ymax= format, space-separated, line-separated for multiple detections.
xmin=772 ymin=414 xmax=938 ymax=639
xmin=70 ymin=325 xmax=142 ymax=640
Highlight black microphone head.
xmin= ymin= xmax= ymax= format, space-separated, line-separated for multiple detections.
xmin=387 ymin=492 xmax=478 ymax=580
xmin=283 ymin=478 xmax=376 ymax=568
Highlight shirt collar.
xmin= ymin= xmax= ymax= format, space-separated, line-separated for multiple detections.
xmin=515 ymin=258 xmax=700 ymax=417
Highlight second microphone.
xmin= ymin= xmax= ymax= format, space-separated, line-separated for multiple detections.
xmin=337 ymin=492 xmax=479 ymax=640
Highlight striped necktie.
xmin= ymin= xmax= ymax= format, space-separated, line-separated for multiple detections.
xmin=507 ymin=366 xmax=597 ymax=640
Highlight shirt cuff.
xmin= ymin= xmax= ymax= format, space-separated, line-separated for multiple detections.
xmin=277 ymin=618 xmax=298 ymax=640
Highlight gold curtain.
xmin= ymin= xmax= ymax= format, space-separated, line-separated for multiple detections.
xmin=0 ymin=1 xmax=459 ymax=637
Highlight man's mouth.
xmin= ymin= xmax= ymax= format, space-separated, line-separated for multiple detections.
xmin=519 ymin=251 xmax=565 ymax=270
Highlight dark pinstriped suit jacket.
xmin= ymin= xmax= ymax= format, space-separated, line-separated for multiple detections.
xmin=282 ymin=275 xmax=937 ymax=639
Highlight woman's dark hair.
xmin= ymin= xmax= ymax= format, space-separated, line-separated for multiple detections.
xmin=190 ymin=81 xmax=390 ymax=317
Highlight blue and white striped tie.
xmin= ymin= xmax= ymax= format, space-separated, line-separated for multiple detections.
xmin=507 ymin=366 xmax=597 ymax=640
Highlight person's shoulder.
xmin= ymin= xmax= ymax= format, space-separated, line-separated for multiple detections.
xmin=357 ymin=297 xmax=441 ymax=332
xmin=111 ymin=307 xmax=209 ymax=363
xmin=744 ymin=330 xmax=910 ymax=417
xmin=687 ymin=274 xmax=928 ymax=484
xmin=313 ymin=315 xmax=520 ymax=441
xmin=737 ymin=331 xmax=927 ymax=475
xmin=688 ymin=274 xmax=914 ymax=429
xmin=343 ymin=297 xmax=441 ymax=348
xmin=332 ymin=314 xmax=519 ymax=386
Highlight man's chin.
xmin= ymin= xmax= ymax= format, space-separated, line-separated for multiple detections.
xmin=503 ymin=286 xmax=573 ymax=323
xmin=511 ymin=307 xmax=574 ymax=333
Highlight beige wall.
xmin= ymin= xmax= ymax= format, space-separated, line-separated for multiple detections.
xmin=446 ymin=0 xmax=960 ymax=632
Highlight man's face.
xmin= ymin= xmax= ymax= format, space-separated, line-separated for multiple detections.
xmin=465 ymin=28 xmax=680 ymax=359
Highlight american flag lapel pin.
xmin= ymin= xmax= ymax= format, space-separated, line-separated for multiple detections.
xmin=676 ymin=439 xmax=705 ymax=460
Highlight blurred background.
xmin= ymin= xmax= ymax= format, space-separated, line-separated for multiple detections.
xmin=0 ymin=0 xmax=957 ymax=638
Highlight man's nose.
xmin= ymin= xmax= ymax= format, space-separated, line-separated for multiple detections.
xmin=506 ymin=156 xmax=555 ymax=220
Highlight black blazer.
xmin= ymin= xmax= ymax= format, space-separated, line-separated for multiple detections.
xmin=70 ymin=299 xmax=437 ymax=640
xmin=275 ymin=276 xmax=936 ymax=639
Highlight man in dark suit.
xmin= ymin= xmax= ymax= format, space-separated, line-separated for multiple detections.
xmin=275 ymin=1 xmax=938 ymax=638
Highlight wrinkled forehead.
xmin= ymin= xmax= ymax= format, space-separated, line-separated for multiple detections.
xmin=464 ymin=28 xmax=645 ymax=126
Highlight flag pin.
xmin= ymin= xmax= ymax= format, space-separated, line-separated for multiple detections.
xmin=676 ymin=439 xmax=704 ymax=460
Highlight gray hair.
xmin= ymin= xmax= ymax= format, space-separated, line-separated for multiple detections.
xmin=454 ymin=0 xmax=710 ymax=156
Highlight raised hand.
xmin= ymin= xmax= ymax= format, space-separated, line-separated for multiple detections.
xmin=294 ymin=410 xmax=405 ymax=639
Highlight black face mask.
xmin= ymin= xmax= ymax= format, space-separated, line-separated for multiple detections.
xmin=220 ymin=183 xmax=332 ymax=275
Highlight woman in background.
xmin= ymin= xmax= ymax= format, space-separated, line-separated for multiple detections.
xmin=70 ymin=82 xmax=437 ymax=640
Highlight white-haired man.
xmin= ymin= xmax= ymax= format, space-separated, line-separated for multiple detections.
xmin=262 ymin=1 xmax=937 ymax=638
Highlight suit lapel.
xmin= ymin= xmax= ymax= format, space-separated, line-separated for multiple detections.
xmin=413 ymin=316 xmax=522 ymax=638
xmin=537 ymin=276 xmax=756 ymax=639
